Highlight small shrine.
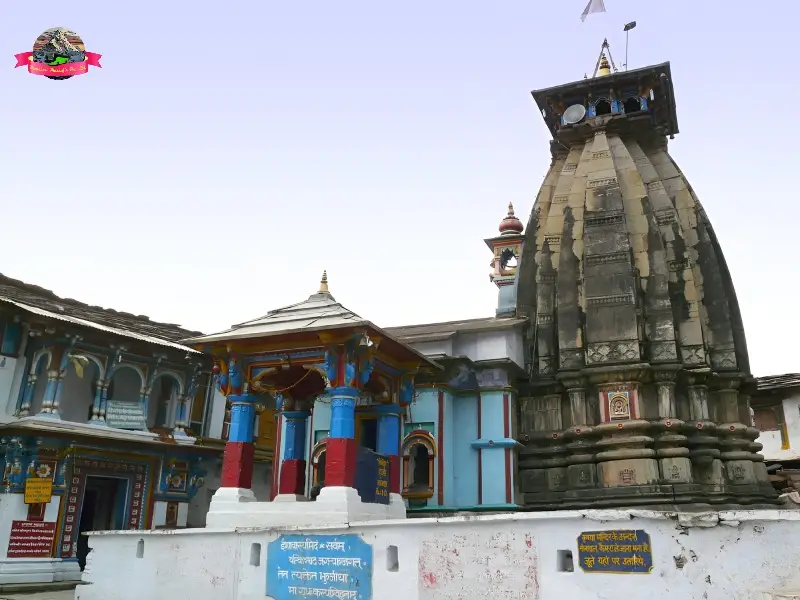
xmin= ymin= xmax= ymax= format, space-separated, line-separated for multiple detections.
xmin=184 ymin=272 xmax=440 ymax=527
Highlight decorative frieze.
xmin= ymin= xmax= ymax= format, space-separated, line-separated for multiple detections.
xmin=655 ymin=210 xmax=676 ymax=226
xmin=544 ymin=235 xmax=561 ymax=247
xmin=562 ymin=163 xmax=578 ymax=173
xmin=585 ymin=251 xmax=629 ymax=267
xmin=586 ymin=177 xmax=619 ymax=189
xmin=591 ymin=150 xmax=610 ymax=160
xmin=711 ymin=350 xmax=737 ymax=371
xmin=649 ymin=341 xmax=678 ymax=362
xmin=585 ymin=212 xmax=625 ymax=228
xmin=559 ymin=349 xmax=584 ymax=370
xmin=552 ymin=195 xmax=570 ymax=203
xmin=681 ymin=345 xmax=706 ymax=366
xmin=587 ymin=340 xmax=640 ymax=364
xmin=586 ymin=293 xmax=635 ymax=307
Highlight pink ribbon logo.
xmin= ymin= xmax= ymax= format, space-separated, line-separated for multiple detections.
xmin=14 ymin=51 xmax=102 ymax=76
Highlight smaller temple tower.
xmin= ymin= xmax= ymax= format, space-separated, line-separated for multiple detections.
xmin=485 ymin=203 xmax=525 ymax=317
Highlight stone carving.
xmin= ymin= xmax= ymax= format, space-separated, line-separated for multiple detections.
xmin=608 ymin=392 xmax=631 ymax=421
xmin=667 ymin=259 xmax=687 ymax=272
xmin=681 ymin=345 xmax=706 ymax=365
xmin=584 ymin=213 xmax=625 ymax=228
xmin=619 ymin=469 xmax=636 ymax=484
xmin=552 ymin=195 xmax=570 ymax=203
xmin=670 ymin=465 xmax=680 ymax=480
xmin=585 ymin=251 xmax=629 ymax=266
xmin=562 ymin=163 xmax=578 ymax=173
xmin=586 ymin=177 xmax=618 ymax=189
xmin=538 ymin=356 xmax=555 ymax=376
xmin=559 ymin=349 xmax=584 ymax=370
xmin=586 ymin=294 xmax=635 ymax=307
xmin=711 ymin=350 xmax=737 ymax=370
xmin=655 ymin=210 xmax=676 ymax=226
xmin=650 ymin=341 xmax=678 ymax=362
xmin=587 ymin=341 xmax=640 ymax=364
xmin=544 ymin=235 xmax=561 ymax=246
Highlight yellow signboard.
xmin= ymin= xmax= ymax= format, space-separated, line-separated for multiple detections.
xmin=24 ymin=477 xmax=53 ymax=504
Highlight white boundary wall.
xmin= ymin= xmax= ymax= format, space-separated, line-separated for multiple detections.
xmin=76 ymin=509 xmax=800 ymax=600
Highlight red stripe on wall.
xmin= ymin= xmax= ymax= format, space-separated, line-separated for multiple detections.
xmin=477 ymin=392 xmax=483 ymax=505
xmin=270 ymin=414 xmax=283 ymax=500
xmin=437 ymin=391 xmax=444 ymax=506
xmin=503 ymin=393 xmax=512 ymax=504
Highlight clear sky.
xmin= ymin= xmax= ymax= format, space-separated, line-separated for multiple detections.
xmin=0 ymin=1 xmax=796 ymax=376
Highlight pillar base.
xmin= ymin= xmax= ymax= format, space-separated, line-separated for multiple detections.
xmin=206 ymin=486 xmax=406 ymax=529
xmin=278 ymin=459 xmax=307 ymax=495
xmin=221 ymin=442 xmax=254 ymax=489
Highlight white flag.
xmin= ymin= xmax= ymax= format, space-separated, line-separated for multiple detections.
xmin=580 ymin=0 xmax=607 ymax=22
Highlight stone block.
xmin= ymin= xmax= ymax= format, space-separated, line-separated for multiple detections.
xmin=660 ymin=457 xmax=692 ymax=483
xmin=597 ymin=458 xmax=659 ymax=488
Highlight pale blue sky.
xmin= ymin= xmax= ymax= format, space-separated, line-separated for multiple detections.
xmin=0 ymin=1 xmax=796 ymax=376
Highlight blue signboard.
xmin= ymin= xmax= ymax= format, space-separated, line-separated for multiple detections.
xmin=267 ymin=534 xmax=373 ymax=600
xmin=353 ymin=448 xmax=390 ymax=505
xmin=577 ymin=529 xmax=653 ymax=574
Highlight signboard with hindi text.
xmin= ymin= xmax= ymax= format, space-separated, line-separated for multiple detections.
xmin=577 ymin=529 xmax=653 ymax=574
xmin=105 ymin=400 xmax=147 ymax=430
xmin=353 ymin=448 xmax=390 ymax=505
xmin=6 ymin=520 xmax=56 ymax=558
xmin=24 ymin=477 xmax=53 ymax=504
xmin=267 ymin=534 xmax=373 ymax=600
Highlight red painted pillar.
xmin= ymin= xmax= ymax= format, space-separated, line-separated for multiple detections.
xmin=326 ymin=387 xmax=359 ymax=487
xmin=278 ymin=410 xmax=310 ymax=495
xmin=220 ymin=394 xmax=256 ymax=489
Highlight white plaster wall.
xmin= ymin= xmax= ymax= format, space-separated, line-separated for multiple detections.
xmin=208 ymin=389 xmax=226 ymax=439
xmin=0 ymin=494 xmax=65 ymax=584
xmin=186 ymin=459 xmax=272 ymax=527
xmin=758 ymin=394 xmax=800 ymax=461
xmin=78 ymin=509 xmax=800 ymax=600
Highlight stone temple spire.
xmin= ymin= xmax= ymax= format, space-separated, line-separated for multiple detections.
xmin=514 ymin=54 xmax=773 ymax=508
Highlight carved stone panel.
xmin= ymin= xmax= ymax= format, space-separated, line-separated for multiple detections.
xmin=586 ymin=340 xmax=641 ymax=364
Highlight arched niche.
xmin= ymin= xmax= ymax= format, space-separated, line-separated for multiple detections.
xmin=147 ymin=373 xmax=182 ymax=429
xmin=28 ymin=352 xmax=52 ymax=416
xmin=60 ymin=357 xmax=103 ymax=423
xmin=623 ymin=96 xmax=642 ymax=114
xmin=401 ymin=430 xmax=436 ymax=498
xmin=311 ymin=440 xmax=328 ymax=486
xmin=594 ymin=98 xmax=612 ymax=116
xmin=107 ymin=365 xmax=144 ymax=404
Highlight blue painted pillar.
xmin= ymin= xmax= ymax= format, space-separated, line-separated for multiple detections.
xmin=327 ymin=386 xmax=359 ymax=487
xmin=279 ymin=410 xmax=310 ymax=494
xmin=221 ymin=394 xmax=258 ymax=488
xmin=377 ymin=406 xmax=401 ymax=494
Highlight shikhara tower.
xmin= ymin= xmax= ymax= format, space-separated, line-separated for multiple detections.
xmin=513 ymin=47 xmax=776 ymax=507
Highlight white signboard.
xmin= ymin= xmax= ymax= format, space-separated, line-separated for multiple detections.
xmin=105 ymin=401 xmax=147 ymax=430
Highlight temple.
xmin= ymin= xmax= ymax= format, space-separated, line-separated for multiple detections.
xmin=0 ymin=274 xmax=259 ymax=585
xmin=183 ymin=48 xmax=777 ymax=516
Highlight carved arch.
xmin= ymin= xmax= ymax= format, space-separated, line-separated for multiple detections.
xmin=29 ymin=349 xmax=52 ymax=376
xmin=311 ymin=439 xmax=328 ymax=486
xmin=401 ymin=430 xmax=436 ymax=499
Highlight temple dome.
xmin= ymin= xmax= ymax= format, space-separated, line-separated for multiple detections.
xmin=516 ymin=114 xmax=749 ymax=378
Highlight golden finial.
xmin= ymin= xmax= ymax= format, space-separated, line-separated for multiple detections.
xmin=318 ymin=270 xmax=329 ymax=293
xmin=598 ymin=53 xmax=611 ymax=77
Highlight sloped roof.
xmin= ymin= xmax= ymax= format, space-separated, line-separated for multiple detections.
xmin=0 ymin=273 xmax=202 ymax=353
xmin=184 ymin=290 xmax=364 ymax=345
xmin=757 ymin=374 xmax=800 ymax=391
xmin=183 ymin=283 xmax=440 ymax=369
xmin=385 ymin=316 xmax=527 ymax=344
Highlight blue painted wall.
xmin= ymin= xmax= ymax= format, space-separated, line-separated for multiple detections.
xmin=452 ymin=393 xmax=479 ymax=507
xmin=479 ymin=391 xmax=510 ymax=505
xmin=405 ymin=388 xmax=441 ymax=504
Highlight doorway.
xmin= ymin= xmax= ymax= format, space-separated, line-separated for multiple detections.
xmin=77 ymin=477 xmax=127 ymax=571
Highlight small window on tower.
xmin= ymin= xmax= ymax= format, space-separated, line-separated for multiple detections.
xmin=594 ymin=98 xmax=612 ymax=116
xmin=500 ymin=249 xmax=518 ymax=273
xmin=624 ymin=97 xmax=642 ymax=114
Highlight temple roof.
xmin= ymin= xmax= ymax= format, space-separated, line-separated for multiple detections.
xmin=185 ymin=273 xmax=441 ymax=368
xmin=386 ymin=316 xmax=526 ymax=344
xmin=0 ymin=273 xmax=202 ymax=353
